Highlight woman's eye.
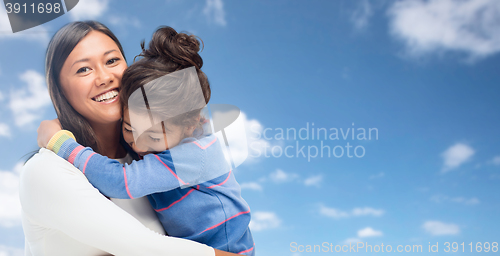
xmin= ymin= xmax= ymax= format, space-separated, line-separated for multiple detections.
xmin=149 ymin=136 xmax=161 ymax=142
xmin=107 ymin=58 xmax=120 ymax=65
xmin=76 ymin=67 xmax=90 ymax=74
xmin=123 ymin=127 xmax=133 ymax=133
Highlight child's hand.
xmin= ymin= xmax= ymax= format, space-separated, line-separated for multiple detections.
xmin=37 ymin=119 xmax=63 ymax=148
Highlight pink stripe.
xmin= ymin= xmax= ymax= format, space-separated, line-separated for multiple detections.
xmin=192 ymin=137 xmax=217 ymax=150
xmin=155 ymin=186 xmax=197 ymax=212
xmin=153 ymin=155 xmax=187 ymax=185
xmin=238 ymin=246 xmax=254 ymax=254
xmin=207 ymin=170 xmax=232 ymax=189
xmin=199 ymin=209 xmax=251 ymax=235
xmin=82 ymin=152 xmax=96 ymax=174
xmin=68 ymin=145 xmax=84 ymax=164
xmin=123 ymin=167 xmax=134 ymax=199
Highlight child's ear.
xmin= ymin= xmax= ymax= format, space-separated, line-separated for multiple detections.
xmin=185 ymin=125 xmax=197 ymax=134
xmin=184 ymin=116 xmax=201 ymax=136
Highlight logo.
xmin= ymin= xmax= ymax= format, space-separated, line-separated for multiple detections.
xmin=3 ymin=0 xmax=79 ymax=33
xmin=209 ymin=103 xmax=248 ymax=169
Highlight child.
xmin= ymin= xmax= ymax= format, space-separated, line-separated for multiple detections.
xmin=37 ymin=26 xmax=254 ymax=255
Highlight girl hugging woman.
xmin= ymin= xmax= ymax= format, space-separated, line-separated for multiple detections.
xmin=37 ymin=26 xmax=254 ymax=255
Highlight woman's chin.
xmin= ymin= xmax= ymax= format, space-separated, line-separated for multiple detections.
xmin=87 ymin=98 xmax=122 ymax=123
xmin=88 ymin=110 xmax=123 ymax=127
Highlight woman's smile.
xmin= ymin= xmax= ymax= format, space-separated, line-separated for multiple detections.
xmin=92 ymin=88 xmax=120 ymax=103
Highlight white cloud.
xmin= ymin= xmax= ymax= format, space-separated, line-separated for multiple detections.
xmin=0 ymin=91 xmax=4 ymax=101
xmin=221 ymin=111 xmax=283 ymax=164
xmin=108 ymin=15 xmax=141 ymax=29
xmin=441 ymin=143 xmax=474 ymax=172
xmin=240 ymin=182 xmax=263 ymax=191
xmin=429 ymin=194 xmax=447 ymax=203
xmin=343 ymin=237 xmax=362 ymax=244
xmin=249 ymin=211 xmax=281 ymax=232
xmin=320 ymin=205 xmax=385 ymax=219
xmin=0 ymin=7 xmax=49 ymax=44
xmin=0 ymin=163 xmax=23 ymax=227
xmin=431 ymin=194 xmax=480 ymax=205
xmin=450 ymin=197 xmax=480 ymax=205
xmin=8 ymin=70 xmax=51 ymax=127
xmin=490 ymin=156 xmax=500 ymax=165
xmin=0 ymin=245 xmax=24 ymax=256
xmin=352 ymin=207 xmax=385 ymax=217
xmin=342 ymin=227 xmax=383 ymax=244
xmin=203 ymin=0 xmax=227 ymax=26
xmin=270 ymin=169 xmax=288 ymax=182
xmin=69 ymin=0 xmax=109 ymax=20
xmin=239 ymin=168 xmax=301 ymax=191
xmin=269 ymin=169 xmax=299 ymax=183
xmin=423 ymin=221 xmax=460 ymax=236
xmin=304 ymin=175 xmax=323 ymax=187
xmin=319 ymin=205 xmax=350 ymax=219
xmin=351 ymin=0 xmax=373 ymax=30
xmin=388 ymin=0 xmax=500 ymax=61
xmin=238 ymin=112 xmax=272 ymax=163
xmin=369 ymin=172 xmax=385 ymax=179
xmin=358 ymin=227 xmax=383 ymax=238
xmin=0 ymin=123 xmax=11 ymax=137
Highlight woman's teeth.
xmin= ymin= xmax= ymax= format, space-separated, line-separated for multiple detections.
xmin=94 ymin=90 xmax=118 ymax=102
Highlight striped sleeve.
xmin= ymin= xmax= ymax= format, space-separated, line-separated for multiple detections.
xmin=45 ymin=132 xmax=227 ymax=200
xmin=46 ymin=130 xmax=85 ymax=164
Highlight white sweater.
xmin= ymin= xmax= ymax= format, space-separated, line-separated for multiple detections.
xmin=20 ymin=148 xmax=215 ymax=256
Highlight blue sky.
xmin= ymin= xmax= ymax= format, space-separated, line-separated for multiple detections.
xmin=1 ymin=0 xmax=500 ymax=255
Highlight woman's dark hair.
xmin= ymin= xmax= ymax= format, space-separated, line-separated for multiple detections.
xmin=120 ymin=26 xmax=210 ymax=131
xmin=46 ymin=21 xmax=126 ymax=153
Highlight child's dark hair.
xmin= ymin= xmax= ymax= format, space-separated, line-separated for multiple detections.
xmin=120 ymin=26 xmax=210 ymax=130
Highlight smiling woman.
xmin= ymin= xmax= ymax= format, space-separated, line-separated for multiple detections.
xmin=44 ymin=22 xmax=127 ymax=155
xmin=57 ymin=30 xmax=125 ymax=155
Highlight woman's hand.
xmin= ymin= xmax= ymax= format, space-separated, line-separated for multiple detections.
xmin=37 ymin=119 xmax=63 ymax=148
xmin=214 ymin=249 xmax=245 ymax=256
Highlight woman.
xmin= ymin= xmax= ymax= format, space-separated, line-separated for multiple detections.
xmin=20 ymin=21 xmax=239 ymax=256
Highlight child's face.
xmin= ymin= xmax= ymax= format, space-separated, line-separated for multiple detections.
xmin=122 ymin=108 xmax=185 ymax=157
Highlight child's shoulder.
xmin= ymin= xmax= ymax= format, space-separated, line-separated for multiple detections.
xmin=178 ymin=133 xmax=219 ymax=150
xmin=172 ymin=133 xmax=227 ymax=167
xmin=153 ymin=134 xmax=221 ymax=160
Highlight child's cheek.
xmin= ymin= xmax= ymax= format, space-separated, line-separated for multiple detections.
xmin=123 ymin=132 xmax=134 ymax=146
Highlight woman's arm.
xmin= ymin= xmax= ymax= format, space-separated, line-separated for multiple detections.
xmin=46 ymin=130 xmax=229 ymax=199
xmin=20 ymin=148 xmax=216 ymax=256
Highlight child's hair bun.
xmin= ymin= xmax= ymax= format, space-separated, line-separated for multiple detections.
xmin=142 ymin=26 xmax=203 ymax=70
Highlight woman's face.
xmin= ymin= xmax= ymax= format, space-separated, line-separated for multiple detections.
xmin=59 ymin=31 xmax=127 ymax=127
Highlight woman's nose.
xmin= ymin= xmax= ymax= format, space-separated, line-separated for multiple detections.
xmin=95 ymin=66 xmax=112 ymax=86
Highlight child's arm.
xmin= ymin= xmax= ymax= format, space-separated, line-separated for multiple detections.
xmin=46 ymin=131 xmax=187 ymax=198
xmin=46 ymin=130 xmax=229 ymax=199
